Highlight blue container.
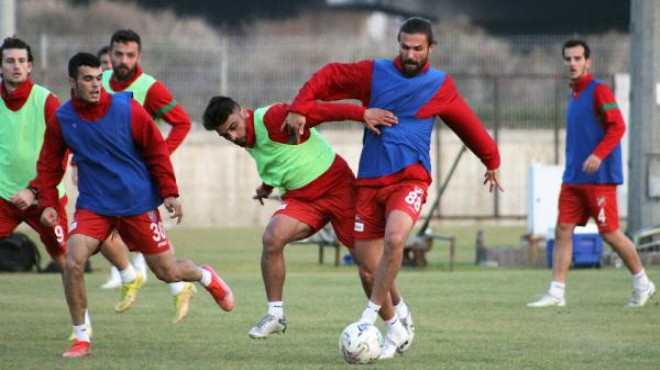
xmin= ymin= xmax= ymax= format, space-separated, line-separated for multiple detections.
xmin=546 ymin=233 xmax=603 ymax=268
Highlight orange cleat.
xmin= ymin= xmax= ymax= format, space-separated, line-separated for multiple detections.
xmin=62 ymin=340 xmax=90 ymax=358
xmin=201 ymin=265 xmax=234 ymax=311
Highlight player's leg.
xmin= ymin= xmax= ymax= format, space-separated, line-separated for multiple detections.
xmin=249 ymin=200 xmax=318 ymax=339
xmin=589 ymin=185 xmax=655 ymax=307
xmin=118 ymin=209 xmax=234 ymax=313
xmin=62 ymin=209 xmax=110 ymax=358
xmin=528 ymin=184 xmax=584 ymax=308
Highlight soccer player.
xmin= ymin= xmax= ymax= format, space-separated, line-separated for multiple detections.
xmin=97 ymin=46 xmax=111 ymax=71
xmin=36 ymin=53 xmax=233 ymax=358
xmin=202 ymin=96 xmax=397 ymax=339
xmin=527 ymin=39 xmax=655 ymax=308
xmin=97 ymin=29 xmax=196 ymax=324
xmin=0 ymin=36 xmax=68 ymax=271
xmin=285 ymin=17 xmax=501 ymax=359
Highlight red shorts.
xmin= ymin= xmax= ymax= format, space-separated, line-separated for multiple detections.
xmin=558 ymin=183 xmax=619 ymax=233
xmin=275 ymin=176 xmax=356 ymax=249
xmin=0 ymin=196 xmax=68 ymax=258
xmin=70 ymin=208 xmax=171 ymax=254
xmin=353 ymin=181 xmax=429 ymax=241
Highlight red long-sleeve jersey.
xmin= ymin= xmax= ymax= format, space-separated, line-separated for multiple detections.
xmin=108 ymin=65 xmax=191 ymax=153
xmin=290 ymin=56 xmax=501 ymax=186
xmin=37 ymin=89 xmax=178 ymax=209
xmin=569 ymin=73 xmax=626 ymax=160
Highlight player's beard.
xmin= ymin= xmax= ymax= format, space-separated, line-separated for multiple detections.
xmin=401 ymin=56 xmax=427 ymax=77
xmin=114 ymin=64 xmax=135 ymax=81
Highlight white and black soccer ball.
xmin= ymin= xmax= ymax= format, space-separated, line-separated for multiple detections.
xmin=338 ymin=322 xmax=383 ymax=364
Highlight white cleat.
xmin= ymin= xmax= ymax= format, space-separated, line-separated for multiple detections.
xmin=248 ymin=314 xmax=287 ymax=339
xmin=397 ymin=309 xmax=415 ymax=353
xmin=627 ymin=282 xmax=656 ymax=308
xmin=526 ymin=293 xmax=566 ymax=308
xmin=379 ymin=321 xmax=410 ymax=360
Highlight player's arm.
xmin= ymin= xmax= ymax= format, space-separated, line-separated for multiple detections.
xmin=35 ymin=115 xmax=69 ymax=225
xmin=585 ymin=84 xmax=626 ymax=173
xmin=144 ymin=81 xmax=192 ymax=154
xmin=425 ymin=76 xmax=502 ymax=191
xmin=285 ymin=60 xmax=374 ymax=140
xmin=289 ymin=60 xmax=373 ymax=116
xmin=130 ymin=100 xmax=179 ymax=199
xmin=305 ymin=102 xmax=398 ymax=135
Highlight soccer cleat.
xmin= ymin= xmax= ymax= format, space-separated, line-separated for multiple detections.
xmin=100 ymin=267 xmax=121 ymax=289
xmin=248 ymin=314 xmax=287 ymax=339
xmin=397 ymin=309 xmax=415 ymax=353
xmin=173 ymin=282 xmax=197 ymax=324
xmin=379 ymin=321 xmax=410 ymax=360
xmin=68 ymin=326 xmax=93 ymax=342
xmin=114 ymin=271 xmax=145 ymax=313
xmin=526 ymin=293 xmax=566 ymax=308
xmin=201 ymin=265 xmax=234 ymax=311
xmin=627 ymin=281 xmax=656 ymax=307
xmin=62 ymin=340 xmax=90 ymax=358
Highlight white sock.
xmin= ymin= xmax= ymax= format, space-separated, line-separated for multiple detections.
xmin=84 ymin=309 xmax=91 ymax=327
xmin=132 ymin=252 xmax=147 ymax=274
xmin=360 ymin=300 xmax=380 ymax=325
xmin=73 ymin=324 xmax=91 ymax=343
xmin=169 ymin=281 xmax=185 ymax=295
xmin=119 ymin=265 xmax=137 ymax=283
xmin=633 ymin=269 xmax=651 ymax=290
xmin=549 ymin=281 xmax=566 ymax=298
xmin=268 ymin=301 xmax=284 ymax=319
xmin=199 ymin=268 xmax=212 ymax=287
xmin=395 ymin=299 xmax=410 ymax=319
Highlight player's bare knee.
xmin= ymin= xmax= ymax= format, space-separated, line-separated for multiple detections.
xmin=65 ymin=257 xmax=85 ymax=276
xmin=384 ymin=232 xmax=407 ymax=251
xmin=262 ymin=232 xmax=286 ymax=254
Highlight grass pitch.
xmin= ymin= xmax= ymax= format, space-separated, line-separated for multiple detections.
xmin=1 ymin=225 xmax=659 ymax=369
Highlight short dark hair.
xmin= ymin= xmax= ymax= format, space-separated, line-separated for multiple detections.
xmin=398 ymin=17 xmax=436 ymax=46
xmin=68 ymin=53 xmax=101 ymax=78
xmin=0 ymin=36 xmax=33 ymax=62
xmin=97 ymin=45 xmax=110 ymax=58
xmin=110 ymin=29 xmax=141 ymax=50
xmin=203 ymin=96 xmax=240 ymax=131
xmin=562 ymin=39 xmax=590 ymax=59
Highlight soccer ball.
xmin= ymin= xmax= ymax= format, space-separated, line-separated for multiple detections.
xmin=338 ymin=322 xmax=383 ymax=364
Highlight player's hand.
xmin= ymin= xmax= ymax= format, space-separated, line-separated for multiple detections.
xmin=40 ymin=207 xmax=59 ymax=227
xmin=363 ymin=108 xmax=398 ymax=135
xmin=9 ymin=189 xmax=35 ymax=211
xmin=164 ymin=196 xmax=183 ymax=224
xmin=282 ymin=111 xmax=306 ymax=144
xmin=252 ymin=185 xmax=273 ymax=206
xmin=483 ymin=169 xmax=504 ymax=193
xmin=582 ymin=154 xmax=602 ymax=174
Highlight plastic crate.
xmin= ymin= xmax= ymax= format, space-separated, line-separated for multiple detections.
xmin=546 ymin=233 xmax=603 ymax=268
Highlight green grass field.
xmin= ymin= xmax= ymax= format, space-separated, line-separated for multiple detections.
xmin=1 ymin=225 xmax=659 ymax=370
